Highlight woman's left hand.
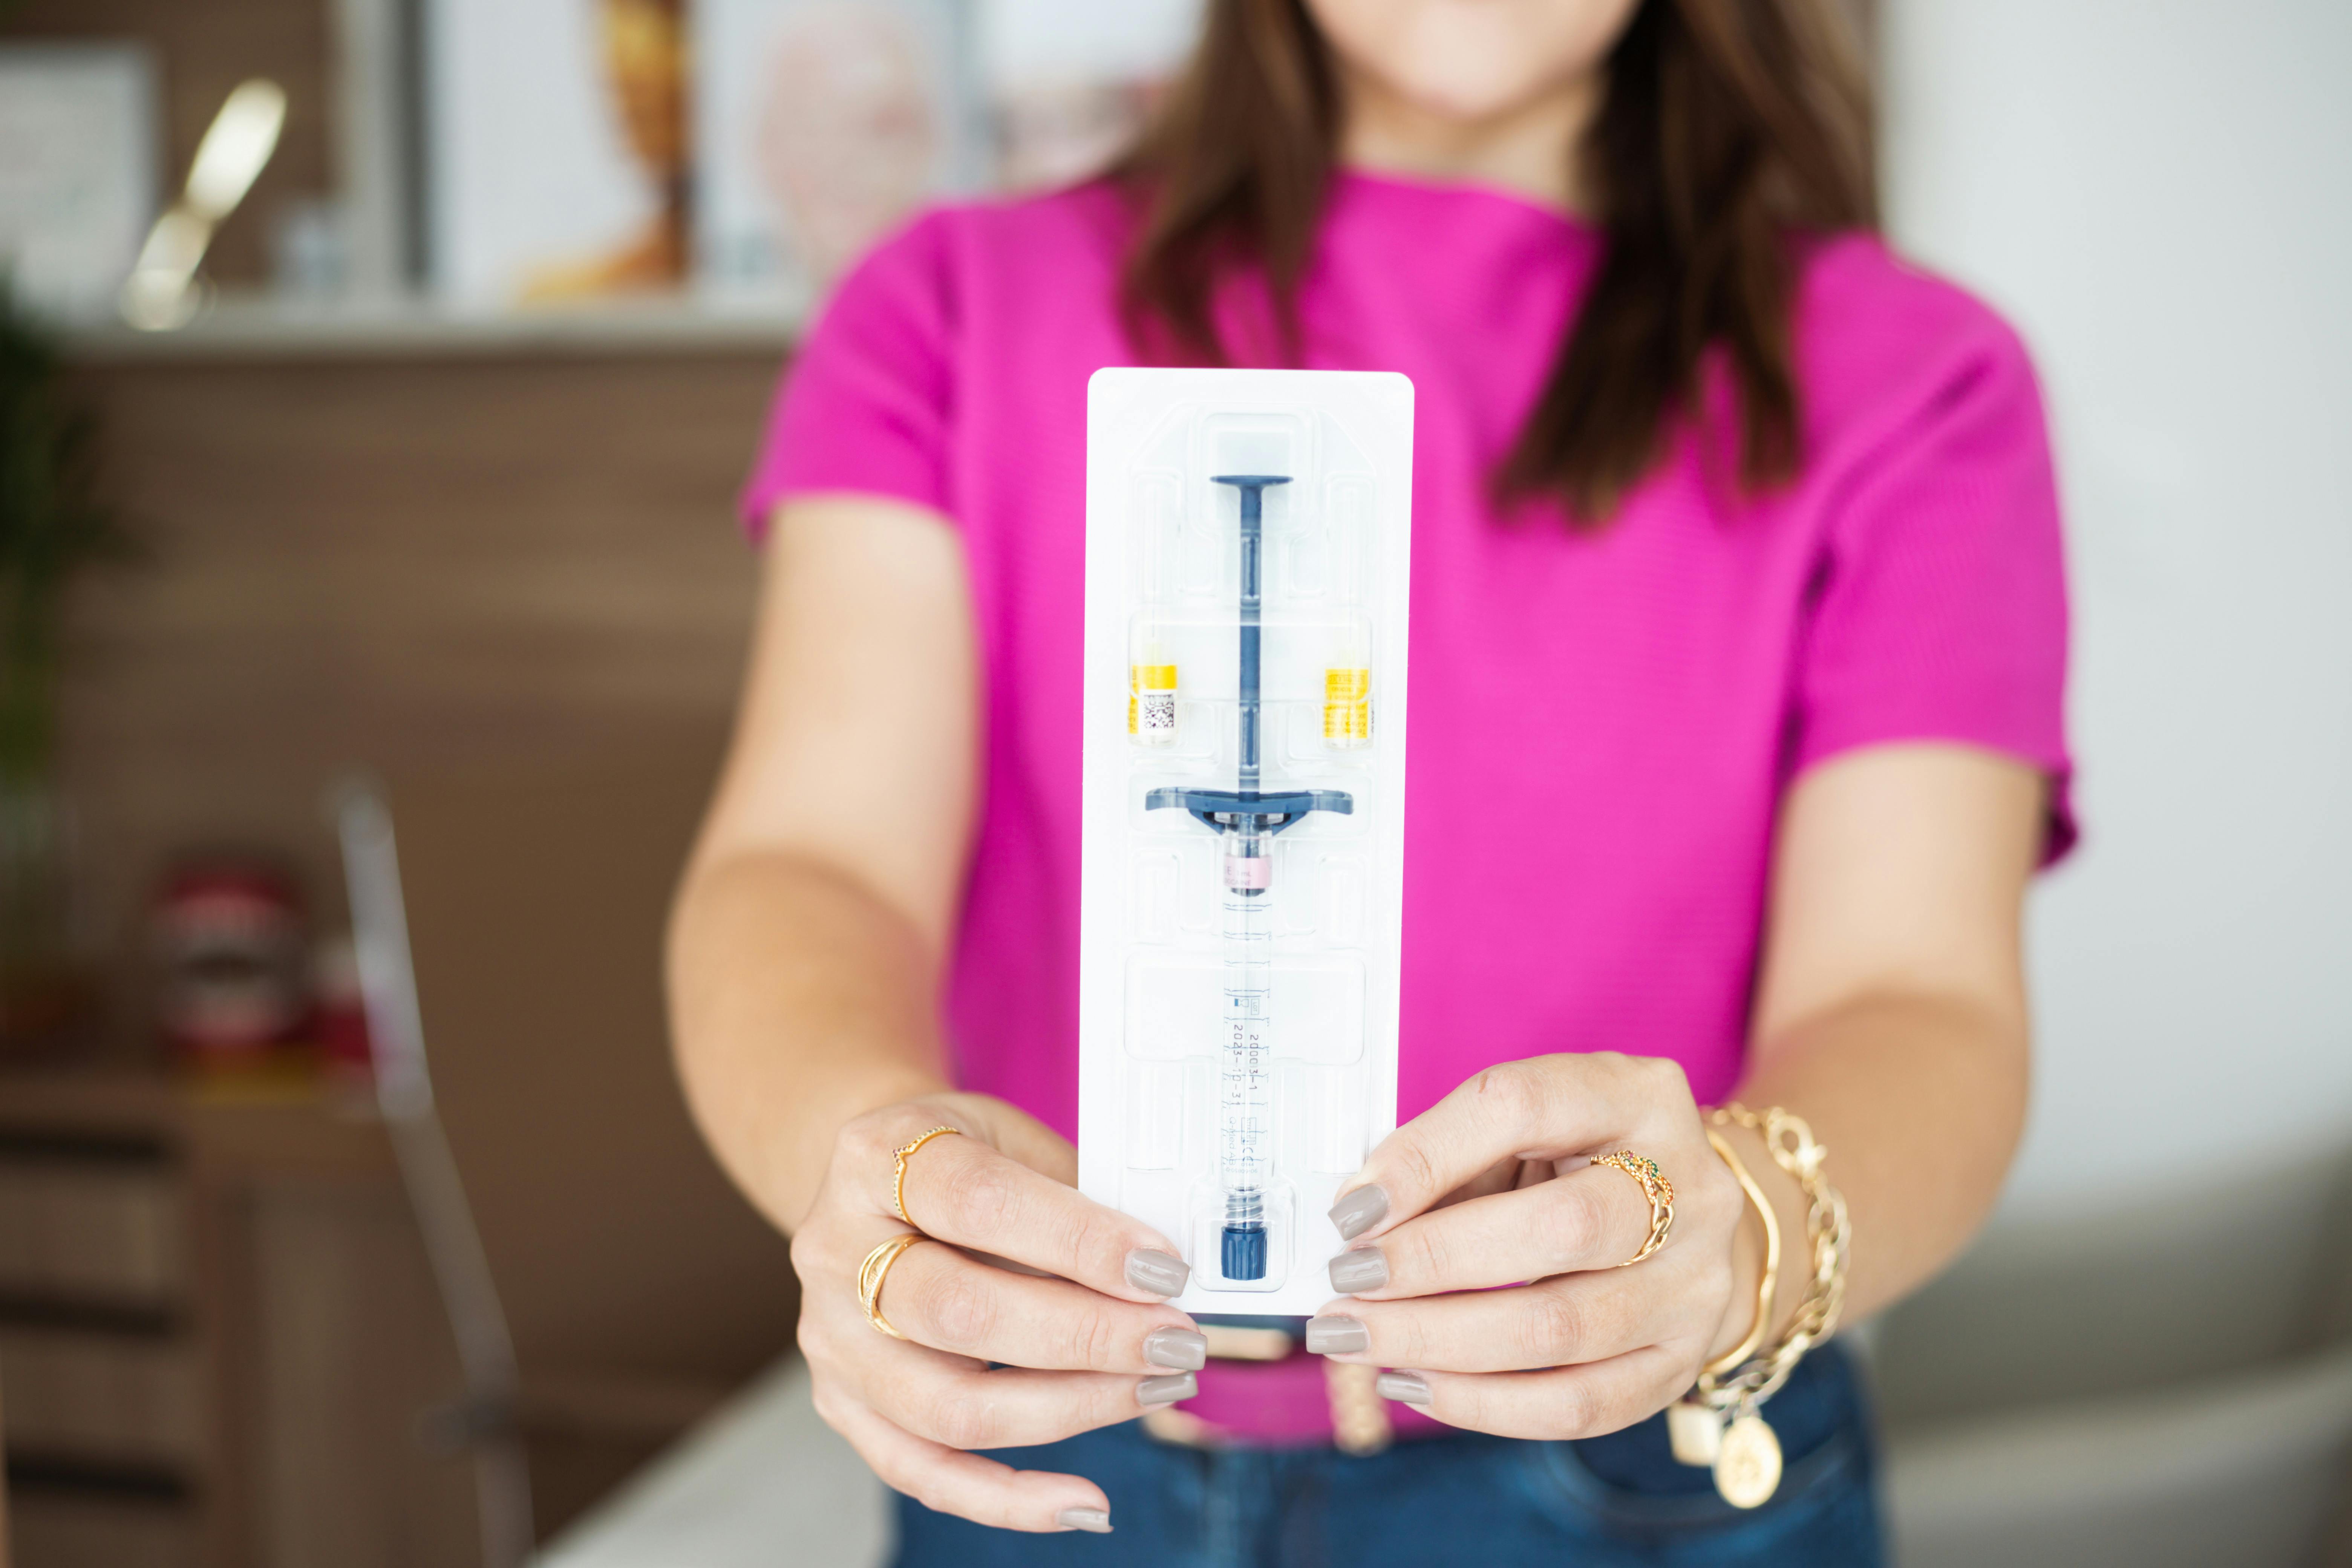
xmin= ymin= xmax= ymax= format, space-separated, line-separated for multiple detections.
xmin=1311 ymin=1052 xmax=1749 ymax=1439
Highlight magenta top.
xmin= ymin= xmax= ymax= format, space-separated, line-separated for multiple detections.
xmin=744 ymin=171 xmax=2072 ymax=1443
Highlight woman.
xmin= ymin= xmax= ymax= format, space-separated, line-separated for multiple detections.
xmin=667 ymin=0 xmax=2070 ymax=1562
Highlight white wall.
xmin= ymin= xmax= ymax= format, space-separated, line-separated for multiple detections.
xmin=1880 ymin=0 xmax=2352 ymax=1218
xmin=977 ymin=0 xmax=1202 ymax=89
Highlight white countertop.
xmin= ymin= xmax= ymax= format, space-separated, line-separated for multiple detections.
xmin=534 ymin=1357 xmax=889 ymax=1568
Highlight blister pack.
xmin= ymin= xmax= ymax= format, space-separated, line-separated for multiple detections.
xmin=1076 ymin=368 xmax=1415 ymax=1315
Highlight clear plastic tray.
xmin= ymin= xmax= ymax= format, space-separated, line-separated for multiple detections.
xmin=1077 ymin=368 xmax=1415 ymax=1315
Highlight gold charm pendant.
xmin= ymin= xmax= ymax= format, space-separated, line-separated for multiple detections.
xmin=1667 ymin=1398 xmax=1724 ymax=1465
xmin=1713 ymin=1409 xmax=1784 ymax=1509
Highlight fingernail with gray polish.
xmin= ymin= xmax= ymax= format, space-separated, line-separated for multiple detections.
xmin=1126 ymin=1249 xmax=1190 ymax=1297
xmin=1138 ymin=1372 xmax=1197 ymax=1407
xmin=1056 ymin=1507 xmax=1112 ymax=1534
xmin=1328 ymin=1247 xmax=1389 ymax=1295
xmin=1145 ymin=1327 xmax=1208 ymax=1371
xmin=1376 ymin=1371 xmax=1431 ymax=1406
xmin=1329 ymin=1185 xmax=1389 ymax=1242
xmin=1305 ymin=1315 xmax=1368 ymax=1355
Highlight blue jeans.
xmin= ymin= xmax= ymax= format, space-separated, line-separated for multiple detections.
xmin=894 ymin=1344 xmax=1883 ymax=1566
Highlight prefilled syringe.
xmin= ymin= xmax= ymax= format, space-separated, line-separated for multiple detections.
xmin=1218 ymin=470 xmax=1276 ymax=1281
xmin=1144 ymin=473 xmax=1353 ymax=1284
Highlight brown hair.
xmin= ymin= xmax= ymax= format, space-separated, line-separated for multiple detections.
xmin=1118 ymin=0 xmax=1877 ymax=523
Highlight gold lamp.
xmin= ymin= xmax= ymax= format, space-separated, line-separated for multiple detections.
xmin=119 ymin=78 xmax=287 ymax=331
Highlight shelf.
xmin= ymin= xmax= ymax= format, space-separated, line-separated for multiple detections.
xmin=0 ymin=1290 xmax=182 ymax=1338
xmin=0 ymin=1065 xmax=395 ymax=1178
xmin=63 ymin=292 xmax=802 ymax=363
xmin=0 ymin=1068 xmax=184 ymax=1135
xmin=5 ymin=1452 xmax=193 ymax=1505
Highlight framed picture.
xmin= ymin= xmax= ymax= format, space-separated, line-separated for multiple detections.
xmin=980 ymin=0 xmax=1200 ymax=193
xmin=692 ymin=0 xmax=980 ymax=313
xmin=426 ymin=0 xmax=691 ymax=308
xmin=0 ymin=43 xmax=160 ymax=321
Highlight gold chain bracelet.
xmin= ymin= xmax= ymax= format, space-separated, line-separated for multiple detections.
xmin=1698 ymin=1104 xmax=1849 ymax=1408
xmin=1666 ymin=1102 xmax=1850 ymax=1510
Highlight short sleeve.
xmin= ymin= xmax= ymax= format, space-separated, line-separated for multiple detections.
xmin=1791 ymin=320 xmax=2077 ymax=862
xmin=739 ymin=212 xmax=958 ymax=536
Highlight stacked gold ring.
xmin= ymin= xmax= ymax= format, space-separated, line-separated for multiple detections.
xmin=859 ymin=1234 xmax=923 ymax=1339
xmin=859 ymin=1125 xmax=963 ymax=1340
xmin=1593 ymin=1149 xmax=1676 ymax=1266
xmin=892 ymin=1125 xmax=962 ymax=1227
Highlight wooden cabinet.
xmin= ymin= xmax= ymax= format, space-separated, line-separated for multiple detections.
xmin=0 ymin=1072 xmax=478 ymax=1568
xmin=0 ymin=276 xmax=793 ymax=1566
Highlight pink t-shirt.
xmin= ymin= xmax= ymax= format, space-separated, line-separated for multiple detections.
xmin=745 ymin=171 xmax=2072 ymax=1441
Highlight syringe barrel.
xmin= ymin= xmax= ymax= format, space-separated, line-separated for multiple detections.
xmin=1217 ymin=822 xmax=1273 ymax=1240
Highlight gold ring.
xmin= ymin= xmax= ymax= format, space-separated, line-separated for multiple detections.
xmin=892 ymin=1125 xmax=962 ymax=1227
xmin=858 ymin=1233 xmax=924 ymax=1339
xmin=1593 ymin=1150 xmax=1676 ymax=1266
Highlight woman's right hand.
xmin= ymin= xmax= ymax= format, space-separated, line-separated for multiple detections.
xmin=791 ymin=1091 xmax=1205 ymax=1534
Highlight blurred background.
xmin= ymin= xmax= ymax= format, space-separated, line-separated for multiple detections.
xmin=0 ymin=0 xmax=2343 ymax=1564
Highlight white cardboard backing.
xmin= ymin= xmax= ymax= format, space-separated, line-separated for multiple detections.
xmin=1076 ymin=367 xmax=1414 ymax=1317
